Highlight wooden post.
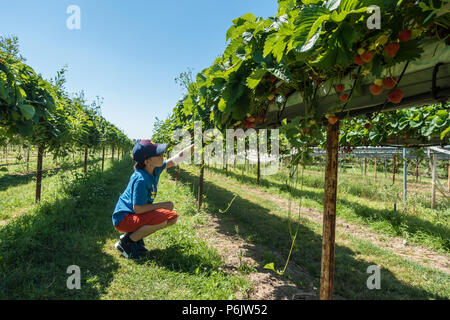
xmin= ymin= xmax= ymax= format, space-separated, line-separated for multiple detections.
xmin=35 ymin=145 xmax=44 ymax=203
xmin=84 ymin=147 xmax=88 ymax=173
xmin=320 ymin=120 xmax=339 ymax=300
xmin=403 ymin=148 xmax=407 ymax=208
xmin=197 ymin=154 xmax=204 ymax=211
xmin=431 ymin=152 xmax=436 ymax=209
xmin=415 ymin=157 xmax=419 ymax=183
xmin=364 ymin=158 xmax=367 ymax=175
xmin=392 ymin=156 xmax=396 ymax=184
xmin=447 ymin=160 xmax=449 ymax=193
xmin=374 ymin=158 xmax=377 ymax=182
xmin=101 ymin=146 xmax=105 ymax=172
xmin=26 ymin=147 xmax=30 ymax=173
xmin=257 ymin=145 xmax=261 ymax=185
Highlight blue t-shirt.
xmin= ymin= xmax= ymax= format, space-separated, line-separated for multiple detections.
xmin=112 ymin=161 xmax=166 ymax=226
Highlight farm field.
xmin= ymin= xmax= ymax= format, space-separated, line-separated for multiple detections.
xmin=0 ymin=154 xmax=448 ymax=299
xmin=2 ymin=0 xmax=450 ymax=303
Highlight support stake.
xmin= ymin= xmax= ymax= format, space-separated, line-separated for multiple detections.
xmin=431 ymin=152 xmax=437 ymax=209
xmin=320 ymin=120 xmax=339 ymax=300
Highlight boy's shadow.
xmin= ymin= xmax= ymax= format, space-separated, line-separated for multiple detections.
xmin=135 ymin=244 xmax=217 ymax=275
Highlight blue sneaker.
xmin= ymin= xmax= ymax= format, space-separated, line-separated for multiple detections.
xmin=120 ymin=233 xmax=148 ymax=253
xmin=115 ymin=235 xmax=142 ymax=260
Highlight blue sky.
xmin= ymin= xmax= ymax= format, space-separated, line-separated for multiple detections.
xmin=0 ymin=0 xmax=278 ymax=140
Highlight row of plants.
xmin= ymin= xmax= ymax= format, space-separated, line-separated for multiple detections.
xmin=162 ymin=0 xmax=448 ymax=167
xmin=0 ymin=36 xmax=133 ymax=201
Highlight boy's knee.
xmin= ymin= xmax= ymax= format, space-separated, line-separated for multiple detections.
xmin=167 ymin=217 xmax=177 ymax=226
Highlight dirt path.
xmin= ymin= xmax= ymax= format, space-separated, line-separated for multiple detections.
xmin=194 ymin=215 xmax=323 ymax=300
xmin=167 ymin=179 xmax=322 ymax=300
xmin=205 ymin=171 xmax=450 ymax=275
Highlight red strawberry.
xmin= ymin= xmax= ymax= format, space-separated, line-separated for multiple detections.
xmin=369 ymin=84 xmax=383 ymax=95
xmin=335 ymin=84 xmax=345 ymax=93
xmin=340 ymin=94 xmax=349 ymax=102
xmin=387 ymin=89 xmax=404 ymax=104
xmin=365 ymin=123 xmax=371 ymax=129
xmin=248 ymin=117 xmax=256 ymax=123
xmin=354 ymin=54 xmax=365 ymax=66
xmin=397 ymin=30 xmax=411 ymax=42
xmin=270 ymin=76 xmax=276 ymax=83
xmin=383 ymin=77 xmax=397 ymax=89
xmin=328 ymin=116 xmax=338 ymax=125
xmin=384 ymin=43 xmax=400 ymax=57
xmin=361 ymin=51 xmax=375 ymax=63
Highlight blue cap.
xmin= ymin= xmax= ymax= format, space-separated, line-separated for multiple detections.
xmin=132 ymin=140 xmax=167 ymax=162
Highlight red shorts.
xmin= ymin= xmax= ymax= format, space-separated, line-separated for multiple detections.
xmin=114 ymin=209 xmax=178 ymax=233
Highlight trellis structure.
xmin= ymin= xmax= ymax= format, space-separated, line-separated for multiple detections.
xmin=259 ymin=44 xmax=450 ymax=300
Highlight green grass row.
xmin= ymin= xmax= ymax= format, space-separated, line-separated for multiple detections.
xmin=205 ymin=163 xmax=449 ymax=254
xmin=0 ymin=157 xmax=250 ymax=299
xmin=176 ymin=165 xmax=449 ymax=299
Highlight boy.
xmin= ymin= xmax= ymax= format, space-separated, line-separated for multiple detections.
xmin=112 ymin=139 xmax=193 ymax=259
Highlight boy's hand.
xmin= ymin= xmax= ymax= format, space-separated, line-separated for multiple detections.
xmin=159 ymin=201 xmax=174 ymax=211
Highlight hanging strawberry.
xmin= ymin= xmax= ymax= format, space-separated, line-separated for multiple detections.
xmin=383 ymin=77 xmax=397 ymax=89
xmin=361 ymin=51 xmax=375 ymax=63
xmin=387 ymin=89 xmax=404 ymax=104
xmin=340 ymin=94 xmax=349 ymax=102
xmin=397 ymin=30 xmax=412 ymax=42
xmin=384 ymin=43 xmax=400 ymax=57
xmin=328 ymin=115 xmax=338 ymax=125
xmin=354 ymin=54 xmax=365 ymax=66
xmin=369 ymin=84 xmax=383 ymax=95
xmin=335 ymin=84 xmax=345 ymax=93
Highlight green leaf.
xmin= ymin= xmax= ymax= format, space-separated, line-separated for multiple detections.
xmin=371 ymin=55 xmax=383 ymax=77
xmin=18 ymin=104 xmax=35 ymax=120
xmin=264 ymin=263 xmax=275 ymax=271
xmin=263 ymin=33 xmax=278 ymax=58
xmin=246 ymin=69 xmax=266 ymax=89
xmin=218 ymin=98 xmax=226 ymax=112
xmin=441 ymin=126 xmax=450 ymax=140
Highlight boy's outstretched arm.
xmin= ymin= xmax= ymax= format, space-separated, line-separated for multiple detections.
xmin=166 ymin=144 xmax=194 ymax=169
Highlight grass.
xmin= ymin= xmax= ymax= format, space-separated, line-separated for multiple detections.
xmin=0 ymin=157 xmax=250 ymax=299
xmin=173 ymin=164 xmax=449 ymax=299
xmin=1 ymin=153 xmax=448 ymax=300
xmin=205 ymin=162 xmax=450 ymax=254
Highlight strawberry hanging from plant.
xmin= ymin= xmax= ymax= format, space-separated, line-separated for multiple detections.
xmin=383 ymin=77 xmax=397 ymax=89
xmin=384 ymin=42 xmax=400 ymax=57
xmin=354 ymin=54 xmax=365 ymax=66
xmin=397 ymin=30 xmax=412 ymax=42
xmin=369 ymin=84 xmax=383 ymax=95
xmin=335 ymin=84 xmax=345 ymax=93
xmin=340 ymin=94 xmax=349 ymax=102
xmin=387 ymin=89 xmax=404 ymax=104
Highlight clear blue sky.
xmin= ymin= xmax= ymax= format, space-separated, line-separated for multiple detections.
xmin=0 ymin=0 xmax=278 ymax=140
